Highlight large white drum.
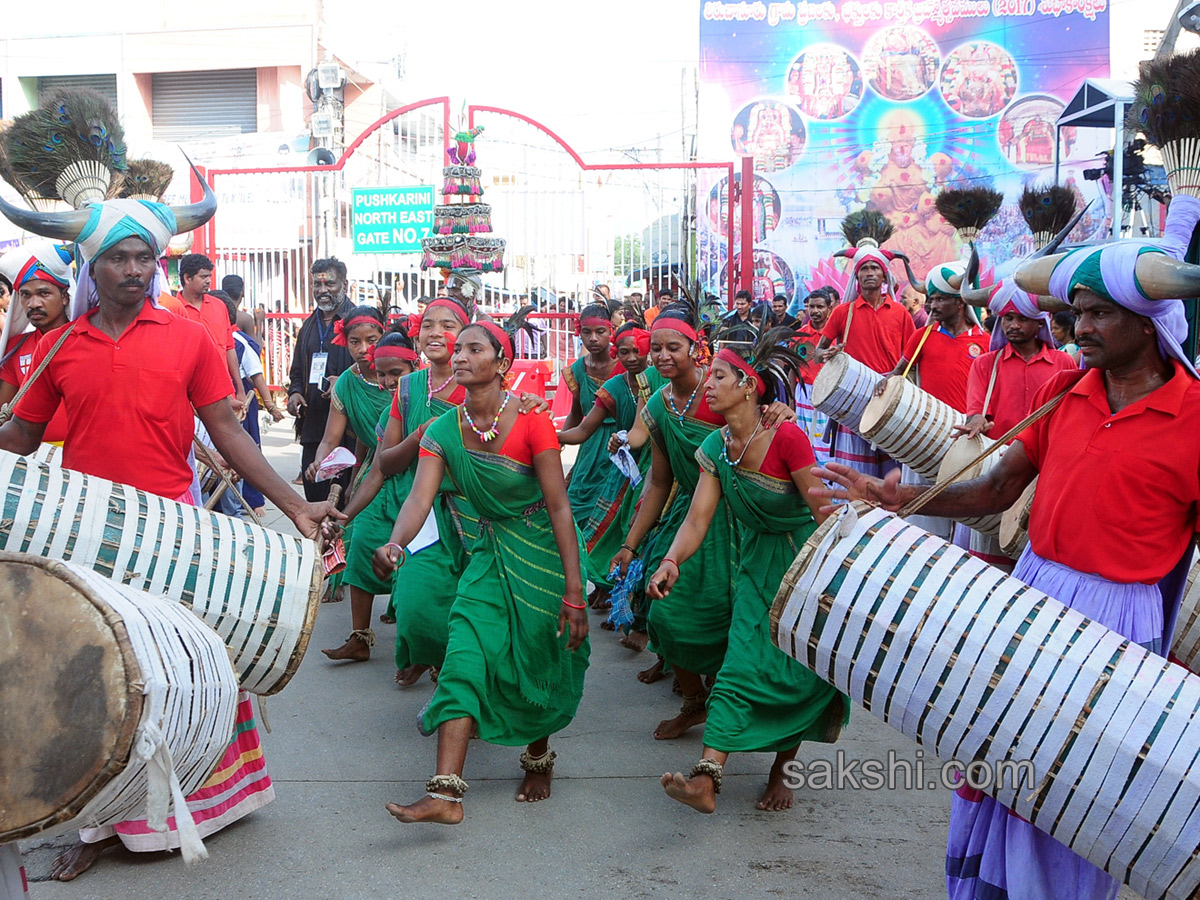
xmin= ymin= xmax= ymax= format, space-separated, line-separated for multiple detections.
xmin=772 ymin=503 xmax=1200 ymax=900
xmin=859 ymin=375 xmax=965 ymax=481
xmin=0 ymin=552 xmax=238 ymax=848
xmin=999 ymin=477 xmax=1037 ymax=558
xmin=0 ymin=449 xmax=319 ymax=695
xmin=811 ymin=351 xmax=879 ymax=433
xmin=1170 ymin=558 xmax=1200 ymax=674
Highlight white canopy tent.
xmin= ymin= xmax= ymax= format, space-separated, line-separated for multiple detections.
xmin=1055 ymin=78 xmax=1135 ymax=239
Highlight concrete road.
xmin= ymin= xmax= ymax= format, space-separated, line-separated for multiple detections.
xmin=17 ymin=425 xmax=1137 ymax=900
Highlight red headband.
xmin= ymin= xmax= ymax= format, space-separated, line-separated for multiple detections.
xmin=425 ymin=297 xmax=470 ymax=326
xmin=575 ymin=316 xmax=613 ymax=335
xmin=715 ymin=348 xmax=766 ymax=396
xmin=332 ymin=315 xmax=382 ymax=346
xmin=651 ymin=318 xmax=698 ymax=342
xmin=367 ymin=344 xmax=420 ymax=367
xmin=612 ymin=327 xmax=651 ymax=359
xmin=471 ymin=321 xmax=514 ymax=361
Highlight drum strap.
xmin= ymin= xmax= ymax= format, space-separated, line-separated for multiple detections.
xmin=980 ymin=353 xmax=1002 ymax=422
xmin=0 ymin=321 xmax=77 ymax=424
xmin=899 ymin=384 xmax=1070 ymax=518
xmin=842 ymin=301 xmax=854 ymax=346
xmin=900 ymin=322 xmax=936 ymax=380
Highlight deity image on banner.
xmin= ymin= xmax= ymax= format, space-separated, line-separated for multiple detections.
xmin=720 ymin=249 xmax=796 ymax=304
xmin=786 ymin=44 xmax=863 ymax=121
xmin=997 ymin=94 xmax=1066 ymax=168
xmin=705 ymin=173 xmax=781 ymax=245
xmin=939 ymin=42 xmax=1019 ymax=119
xmin=730 ymin=100 xmax=807 ymax=173
xmin=862 ymin=25 xmax=941 ymax=102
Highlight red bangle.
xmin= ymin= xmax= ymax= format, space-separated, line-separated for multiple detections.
xmin=561 ymin=598 xmax=586 ymax=610
xmin=662 ymin=557 xmax=680 ymax=570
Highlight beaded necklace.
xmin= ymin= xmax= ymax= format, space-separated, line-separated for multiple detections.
xmin=352 ymin=362 xmax=386 ymax=391
xmin=667 ymin=367 xmax=705 ymax=422
xmin=427 ymin=367 xmax=456 ymax=402
xmin=463 ymin=390 xmax=511 ymax=443
xmin=720 ymin=417 xmax=764 ymax=468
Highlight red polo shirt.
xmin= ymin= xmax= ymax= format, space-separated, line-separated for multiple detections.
xmin=966 ymin=342 xmax=1078 ymax=438
xmin=1016 ymin=361 xmax=1200 ymax=584
xmin=792 ymin=323 xmax=825 ymax=385
xmin=169 ymin=292 xmax=236 ymax=351
xmin=15 ymin=301 xmax=233 ymax=499
xmin=901 ymin=323 xmax=988 ymax=413
xmin=822 ymin=294 xmax=915 ymax=374
xmin=0 ymin=331 xmax=68 ymax=443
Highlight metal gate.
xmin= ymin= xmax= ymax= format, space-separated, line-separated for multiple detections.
xmin=204 ymin=97 xmax=739 ymax=389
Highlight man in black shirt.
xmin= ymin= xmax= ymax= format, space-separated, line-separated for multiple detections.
xmin=286 ymin=257 xmax=355 ymax=502
xmin=772 ymin=292 xmax=798 ymax=328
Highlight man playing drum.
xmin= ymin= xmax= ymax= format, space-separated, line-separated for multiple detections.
xmin=875 ymin=260 xmax=988 ymax=540
xmin=814 ymin=194 xmax=1200 ymax=900
xmin=815 ymin=246 xmax=915 ymax=476
xmin=0 ymin=181 xmax=341 ymax=879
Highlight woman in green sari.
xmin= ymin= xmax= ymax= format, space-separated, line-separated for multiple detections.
xmin=558 ymin=321 xmax=664 ymax=622
xmin=319 ymin=322 xmax=423 ymax=662
xmin=561 ymin=302 xmax=621 ymax=609
xmin=648 ymin=331 xmax=847 ymax=813
xmin=327 ymin=299 xmax=471 ymax=673
xmin=371 ymin=308 xmax=588 ymax=823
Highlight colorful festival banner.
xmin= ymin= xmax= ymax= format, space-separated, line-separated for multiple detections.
xmin=698 ymin=0 xmax=1111 ymax=304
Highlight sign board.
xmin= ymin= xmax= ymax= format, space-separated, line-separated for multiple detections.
xmin=351 ymin=186 xmax=434 ymax=254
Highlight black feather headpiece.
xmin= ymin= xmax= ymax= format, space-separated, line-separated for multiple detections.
xmin=1018 ymin=184 xmax=1078 ymax=250
xmin=1129 ymin=49 xmax=1200 ymax=198
xmin=934 ymin=186 xmax=1004 ymax=243
xmin=840 ymin=209 xmax=894 ymax=248
xmin=0 ymin=88 xmax=127 ymax=209
xmin=118 ymin=158 xmax=175 ymax=201
xmin=713 ymin=323 xmax=804 ymax=403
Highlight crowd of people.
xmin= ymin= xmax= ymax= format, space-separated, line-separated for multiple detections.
xmin=0 ymin=173 xmax=1197 ymax=900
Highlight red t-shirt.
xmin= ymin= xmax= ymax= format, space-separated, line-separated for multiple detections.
xmin=901 ymin=324 xmax=989 ymax=413
xmin=822 ymin=295 xmax=916 ymax=374
xmin=15 ymin=301 xmax=234 ymax=499
xmin=966 ymin=343 xmax=1078 ymax=438
xmin=169 ymin=292 xmax=236 ymax=351
xmin=418 ymin=403 xmax=559 ymax=466
xmin=0 ymin=331 xmax=68 ymax=442
xmin=1016 ymin=362 xmax=1200 ymax=584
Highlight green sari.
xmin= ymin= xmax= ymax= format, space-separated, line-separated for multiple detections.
xmin=329 ymin=365 xmax=392 ymax=595
xmin=640 ymin=385 xmax=734 ymax=676
xmin=564 ymin=357 xmax=620 ymax=530
xmin=580 ymin=367 xmax=666 ymax=589
xmin=696 ymin=427 xmax=848 ymax=753
xmin=386 ymin=369 xmax=480 ymax=670
xmin=418 ymin=409 xmax=589 ymax=745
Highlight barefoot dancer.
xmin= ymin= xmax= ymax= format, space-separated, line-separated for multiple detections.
xmin=649 ymin=330 xmax=848 ymax=813
xmin=0 ymin=179 xmax=339 ymax=880
xmin=318 ymin=317 xmax=418 ymax=661
xmin=372 ymin=307 xmax=589 ymax=820
xmin=558 ymin=320 xmax=665 ymax=625
xmin=561 ymin=302 xmax=622 ymax=609
xmin=609 ymin=302 xmax=732 ymax=738
xmin=334 ymin=299 xmax=470 ymax=682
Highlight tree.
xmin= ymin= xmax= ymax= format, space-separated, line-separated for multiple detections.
xmin=612 ymin=233 xmax=644 ymax=279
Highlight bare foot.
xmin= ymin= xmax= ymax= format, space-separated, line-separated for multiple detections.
xmin=394 ymin=664 xmax=430 ymax=686
xmin=600 ymin=619 xmax=615 ymax=631
xmin=654 ymin=708 xmax=707 ymax=740
xmin=620 ymin=631 xmax=649 ymax=652
xmin=320 ymin=583 xmax=345 ymax=604
xmin=588 ymin=586 xmax=612 ymax=611
xmin=661 ymin=772 xmax=716 ymax=813
xmin=516 ymin=770 xmax=553 ymax=802
xmin=757 ymin=764 xmax=795 ymax=811
xmin=322 ymin=635 xmax=370 ymax=662
xmin=385 ymin=795 xmax=463 ymax=825
xmin=50 ymin=836 xmax=119 ymax=881
xmin=379 ymin=612 xmax=396 ymax=624
xmin=637 ymin=657 xmax=666 ymax=684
